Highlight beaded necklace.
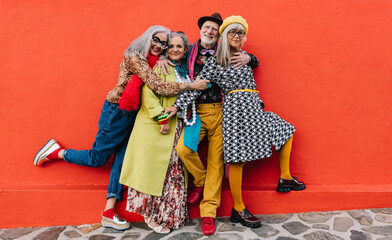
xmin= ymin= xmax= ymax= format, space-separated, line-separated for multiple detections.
xmin=173 ymin=68 xmax=196 ymax=126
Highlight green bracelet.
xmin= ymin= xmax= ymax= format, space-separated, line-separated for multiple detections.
xmin=158 ymin=117 xmax=168 ymax=122
xmin=157 ymin=113 xmax=170 ymax=120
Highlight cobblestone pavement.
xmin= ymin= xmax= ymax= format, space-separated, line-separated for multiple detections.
xmin=1 ymin=208 xmax=392 ymax=240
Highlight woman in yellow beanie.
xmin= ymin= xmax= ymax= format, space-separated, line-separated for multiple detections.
xmin=173 ymin=15 xmax=305 ymax=228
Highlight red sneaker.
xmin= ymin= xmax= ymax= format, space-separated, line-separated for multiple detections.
xmin=188 ymin=186 xmax=203 ymax=204
xmin=201 ymin=217 xmax=216 ymax=235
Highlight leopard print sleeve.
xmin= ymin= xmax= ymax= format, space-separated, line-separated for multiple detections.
xmin=106 ymin=59 xmax=132 ymax=103
xmin=127 ymin=56 xmax=183 ymax=97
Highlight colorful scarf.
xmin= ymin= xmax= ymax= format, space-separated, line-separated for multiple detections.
xmin=171 ymin=59 xmax=189 ymax=78
xmin=187 ymin=41 xmax=199 ymax=81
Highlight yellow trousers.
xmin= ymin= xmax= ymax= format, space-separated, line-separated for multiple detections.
xmin=176 ymin=103 xmax=224 ymax=218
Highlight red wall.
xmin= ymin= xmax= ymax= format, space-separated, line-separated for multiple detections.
xmin=1 ymin=0 xmax=391 ymax=228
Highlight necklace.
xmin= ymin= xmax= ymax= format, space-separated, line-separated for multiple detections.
xmin=174 ymin=69 xmax=196 ymax=126
xmin=183 ymin=102 xmax=196 ymax=126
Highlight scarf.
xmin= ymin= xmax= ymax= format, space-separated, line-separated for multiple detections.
xmin=171 ymin=59 xmax=189 ymax=78
xmin=187 ymin=41 xmax=199 ymax=81
xmin=118 ymin=54 xmax=159 ymax=111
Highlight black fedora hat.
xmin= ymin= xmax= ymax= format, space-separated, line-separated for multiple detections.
xmin=198 ymin=12 xmax=223 ymax=29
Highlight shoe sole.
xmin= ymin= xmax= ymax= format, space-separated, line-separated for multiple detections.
xmin=230 ymin=216 xmax=262 ymax=228
xmin=33 ymin=139 xmax=57 ymax=166
xmin=202 ymin=228 xmax=216 ymax=236
xmin=276 ymin=185 xmax=306 ymax=193
xmin=101 ymin=219 xmax=131 ymax=231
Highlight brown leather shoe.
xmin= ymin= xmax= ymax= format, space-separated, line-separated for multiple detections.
xmin=276 ymin=176 xmax=306 ymax=192
xmin=229 ymin=207 xmax=262 ymax=228
xmin=188 ymin=186 xmax=203 ymax=204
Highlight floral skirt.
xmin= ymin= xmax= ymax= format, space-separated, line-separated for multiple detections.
xmin=126 ymin=121 xmax=188 ymax=229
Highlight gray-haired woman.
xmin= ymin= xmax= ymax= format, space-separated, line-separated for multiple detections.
xmin=33 ymin=26 xmax=209 ymax=230
xmin=120 ymin=31 xmax=193 ymax=234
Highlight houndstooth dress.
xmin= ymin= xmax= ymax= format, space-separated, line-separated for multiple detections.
xmin=174 ymin=54 xmax=295 ymax=163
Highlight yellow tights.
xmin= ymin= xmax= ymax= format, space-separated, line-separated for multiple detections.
xmin=229 ymin=162 xmax=246 ymax=212
xmin=229 ymin=135 xmax=294 ymax=212
xmin=279 ymin=135 xmax=293 ymax=180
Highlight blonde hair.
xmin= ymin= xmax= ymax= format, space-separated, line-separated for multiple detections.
xmin=216 ymin=23 xmax=246 ymax=68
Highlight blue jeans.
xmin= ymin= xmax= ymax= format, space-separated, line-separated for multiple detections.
xmin=63 ymin=100 xmax=136 ymax=201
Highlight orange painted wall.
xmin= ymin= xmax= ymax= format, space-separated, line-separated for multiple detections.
xmin=1 ymin=0 xmax=391 ymax=228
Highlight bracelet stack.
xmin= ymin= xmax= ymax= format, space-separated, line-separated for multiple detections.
xmin=158 ymin=118 xmax=169 ymax=125
xmin=158 ymin=113 xmax=170 ymax=125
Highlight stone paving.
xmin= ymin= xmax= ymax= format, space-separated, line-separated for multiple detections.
xmin=1 ymin=208 xmax=392 ymax=240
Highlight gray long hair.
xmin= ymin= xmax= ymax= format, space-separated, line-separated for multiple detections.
xmin=124 ymin=25 xmax=171 ymax=59
xmin=169 ymin=31 xmax=190 ymax=59
xmin=216 ymin=23 xmax=247 ymax=68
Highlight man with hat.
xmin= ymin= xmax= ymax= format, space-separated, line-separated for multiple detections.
xmin=162 ymin=12 xmax=259 ymax=236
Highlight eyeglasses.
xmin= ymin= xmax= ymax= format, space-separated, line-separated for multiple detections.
xmin=228 ymin=29 xmax=246 ymax=38
xmin=152 ymin=36 xmax=168 ymax=49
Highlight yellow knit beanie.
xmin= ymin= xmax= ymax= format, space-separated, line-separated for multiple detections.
xmin=219 ymin=15 xmax=248 ymax=35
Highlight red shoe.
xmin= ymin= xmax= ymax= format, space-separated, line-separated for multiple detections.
xmin=188 ymin=186 xmax=203 ymax=204
xmin=201 ymin=217 xmax=216 ymax=235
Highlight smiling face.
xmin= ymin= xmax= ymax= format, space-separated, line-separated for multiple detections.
xmin=200 ymin=20 xmax=219 ymax=49
xmin=167 ymin=36 xmax=186 ymax=64
xmin=227 ymin=28 xmax=245 ymax=52
xmin=149 ymin=32 xmax=168 ymax=56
